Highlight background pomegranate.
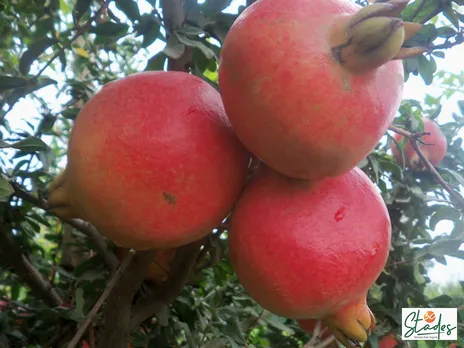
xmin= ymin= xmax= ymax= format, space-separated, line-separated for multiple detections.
xmin=392 ymin=118 xmax=448 ymax=171
xmin=218 ymin=0 xmax=412 ymax=181
xmin=228 ymin=165 xmax=391 ymax=344
xmin=48 ymin=71 xmax=250 ymax=250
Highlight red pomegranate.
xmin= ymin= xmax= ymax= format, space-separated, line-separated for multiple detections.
xmin=219 ymin=0 xmax=424 ymax=180
xmin=392 ymin=118 xmax=447 ymax=171
xmin=228 ymin=166 xmax=391 ymax=344
xmin=48 ymin=71 xmax=250 ymax=250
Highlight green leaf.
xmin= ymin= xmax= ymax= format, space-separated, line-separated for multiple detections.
xmin=0 ymin=137 xmax=50 ymax=152
xmin=141 ymin=20 xmax=160 ymax=48
xmin=75 ymin=288 xmax=85 ymax=319
xmin=114 ymin=0 xmax=140 ymax=22
xmin=443 ymin=169 xmax=464 ymax=187
xmin=145 ymin=52 xmax=166 ymax=71
xmin=19 ymin=37 xmax=58 ymax=75
xmin=4 ymin=77 xmax=57 ymax=107
xmin=202 ymin=0 xmax=233 ymax=14
xmin=91 ymin=22 xmax=129 ymax=37
xmin=414 ymin=263 xmax=426 ymax=284
xmin=74 ymin=0 xmax=92 ymax=21
xmin=431 ymin=51 xmax=445 ymax=58
xmin=417 ymin=55 xmax=436 ymax=85
xmin=443 ymin=5 xmax=460 ymax=30
xmin=263 ymin=314 xmax=295 ymax=334
xmin=434 ymin=255 xmax=447 ymax=265
xmin=163 ymin=36 xmax=185 ymax=60
xmin=175 ymin=33 xmax=215 ymax=60
xmin=0 ymin=76 xmax=29 ymax=92
xmin=0 ymin=175 xmax=14 ymax=200
xmin=61 ymin=107 xmax=80 ymax=120
xmin=429 ymin=205 xmax=461 ymax=230
xmin=428 ymin=239 xmax=462 ymax=258
xmin=436 ymin=26 xmax=457 ymax=38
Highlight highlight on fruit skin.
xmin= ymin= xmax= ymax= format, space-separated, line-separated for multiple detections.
xmin=391 ymin=118 xmax=448 ymax=171
xmin=218 ymin=0 xmax=422 ymax=182
xmin=47 ymin=71 xmax=251 ymax=251
xmin=227 ymin=165 xmax=391 ymax=347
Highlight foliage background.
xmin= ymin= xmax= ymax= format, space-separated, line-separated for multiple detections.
xmin=0 ymin=0 xmax=464 ymax=347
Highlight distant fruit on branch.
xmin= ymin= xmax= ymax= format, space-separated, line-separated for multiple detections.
xmin=219 ymin=0 xmax=424 ymax=181
xmin=392 ymin=118 xmax=447 ymax=171
xmin=48 ymin=71 xmax=250 ymax=250
xmin=228 ymin=165 xmax=391 ymax=346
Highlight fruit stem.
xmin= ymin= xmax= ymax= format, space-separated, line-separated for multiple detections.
xmin=330 ymin=0 xmax=427 ymax=73
xmin=48 ymin=170 xmax=81 ymax=220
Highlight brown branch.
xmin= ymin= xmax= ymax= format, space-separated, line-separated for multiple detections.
xmin=388 ymin=125 xmax=464 ymax=211
xmin=0 ymin=219 xmax=63 ymax=307
xmin=11 ymin=181 xmax=119 ymax=272
xmin=67 ymin=249 xmax=141 ymax=348
xmin=129 ymin=239 xmax=204 ymax=329
xmin=96 ymin=250 xmax=156 ymax=348
xmin=429 ymin=35 xmax=464 ymax=52
xmin=160 ymin=0 xmax=192 ymax=72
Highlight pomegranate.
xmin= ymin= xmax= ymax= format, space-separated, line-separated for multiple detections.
xmin=392 ymin=118 xmax=447 ymax=171
xmin=115 ymin=247 xmax=176 ymax=284
xmin=365 ymin=333 xmax=404 ymax=348
xmin=219 ymin=0 xmax=425 ymax=181
xmin=48 ymin=71 xmax=250 ymax=250
xmin=228 ymin=165 xmax=391 ymax=345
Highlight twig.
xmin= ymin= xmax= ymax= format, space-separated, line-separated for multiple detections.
xmin=388 ymin=125 xmax=464 ymax=211
xmin=129 ymin=239 xmax=204 ymax=329
xmin=408 ymin=0 xmax=425 ymax=22
xmin=0 ymin=219 xmax=63 ymax=307
xmin=11 ymin=181 xmax=119 ymax=272
xmin=67 ymin=250 xmax=137 ymax=348
xmin=429 ymin=35 xmax=464 ymax=52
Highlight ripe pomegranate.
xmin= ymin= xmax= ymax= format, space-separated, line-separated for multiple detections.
xmin=365 ymin=333 xmax=404 ymax=348
xmin=115 ymin=247 xmax=176 ymax=283
xmin=48 ymin=71 xmax=250 ymax=250
xmin=392 ymin=118 xmax=447 ymax=171
xmin=219 ymin=0 xmax=425 ymax=181
xmin=228 ymin=166 xmax=391 ymax=346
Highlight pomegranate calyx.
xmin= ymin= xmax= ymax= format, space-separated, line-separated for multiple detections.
xmin=48 ymin=171 xmax=80 ymax=220
xmin=348 ymin=0 xmax=410 ymax=27
xmin=332 ymin=17 xmax=405 ymax=74
xmin=322 ymin=300 xmax=376 ymax=348
xmin=332 ymin=0 xmax=426 ymax=73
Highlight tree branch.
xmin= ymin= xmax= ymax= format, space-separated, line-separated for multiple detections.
xmin=67 ymin=249 xmax=149 ymax=348
xmin=95 ymin=250 xmax=156 ymax=348
xmin=388 ymin=125 xmax=464 ymax=211
xmin=129 ymin=239 xmax=204 ymax=329
xmin=0 ymin=219 xmax=63 ymax=307
xmin=11 ymin=181 xmax=119 ymax=272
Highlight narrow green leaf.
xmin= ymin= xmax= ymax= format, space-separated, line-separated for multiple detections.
xmin=429 ymin=205 xmax=461 ymax=230
xmin=163 ymin=36 xmax=185 ymax=59
xmin=0 ymin=76 xmax=29 ymax=92
xmin=9 ymin=137 xmax=50 ymax=152
xmin=444 ymin=169 xmax=464 ymax=187
xmin=0 ymin=175 xmax=14 ymax=199
xmin=19 ymin=38 xmax=58 ymax=75
xmin=74 ymin=0 xmax=92 ymax=21
xmin=114 ymin=0 xmax=140 ymax=22
xmin=443 ymin=5 xmax=460 ymax=30
xmin=145 ymin=52 xmax=166 ymax=71
xmin=75 ymin=288 xmax=85 ymax=318
xmin=61 ymin=107 xmax=80 ymax=120
xmin=428 ymin=239 xmax=462 ymax=257
xmin=175 ymin=33 xmax=215 ymax=60
xmin=263 ymin=314 xmax=295 ymax=334
xmin=91 ymin=22 xmax=129 ymax=37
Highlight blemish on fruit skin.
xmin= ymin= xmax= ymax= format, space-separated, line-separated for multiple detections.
xmin=163 ymin=192 xmax=177 ymax=205
xmin=334 ymin=207 xmax=346 ymax=222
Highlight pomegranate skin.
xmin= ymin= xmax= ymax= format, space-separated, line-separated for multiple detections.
xmin=218 ymin=0 xmax=404 ymax=180
xmin=66 ymin=71 xmax=250 ymax=250
xmin=228 ymin=166 xmax=391 ymax=319
xmin=392 ymin=118 xmax=448 ymax=170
